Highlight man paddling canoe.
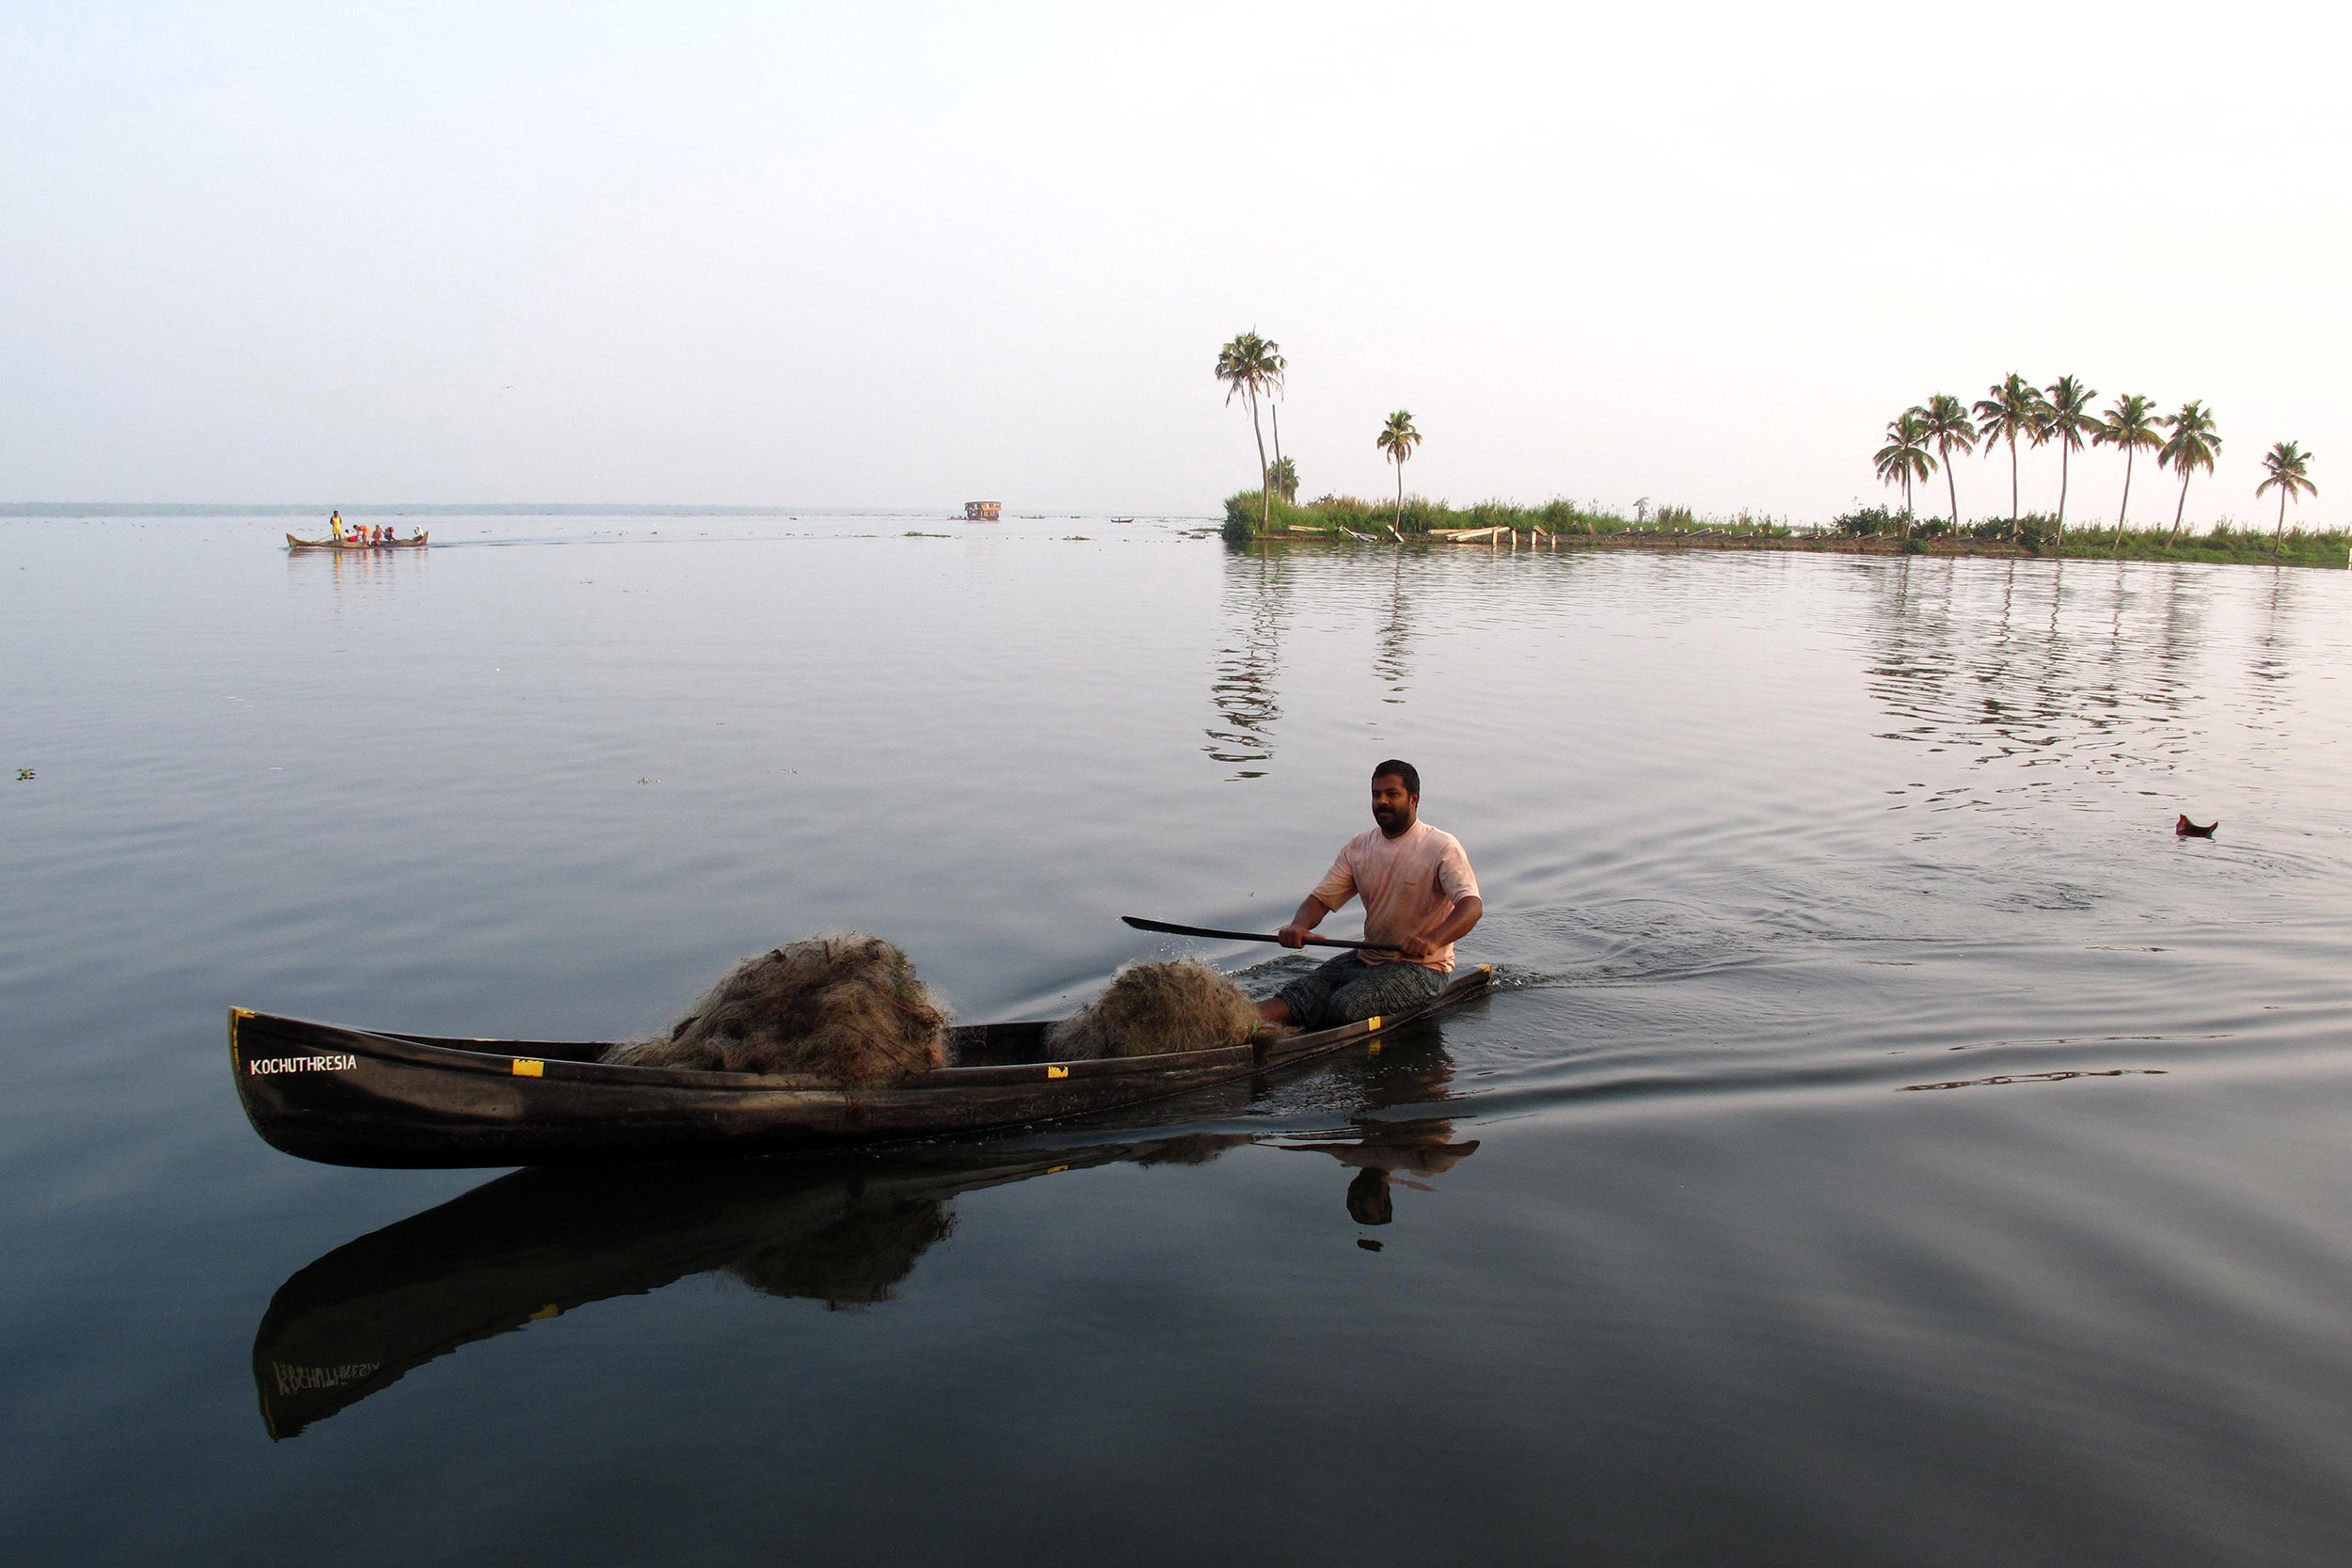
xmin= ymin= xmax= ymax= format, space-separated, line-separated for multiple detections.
xmin=1258 ymin=759 xmax=1482 ymax=1030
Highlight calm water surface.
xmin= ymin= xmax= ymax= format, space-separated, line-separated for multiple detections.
xmin=6 ymin=512 xmax=2352 ymax=1565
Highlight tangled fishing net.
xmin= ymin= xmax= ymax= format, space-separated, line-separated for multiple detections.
xmin=604 ymin=934 xmax=949 ymax=1081
xmin=1044 ymin=958 xmax=1268 ymax=1062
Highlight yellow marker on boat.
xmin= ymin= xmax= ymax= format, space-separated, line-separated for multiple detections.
xmin=512 ymin=1058 xmax=544 ymax=1078
xmin=1046 ymin=1065 xmax=1069 ymax=1080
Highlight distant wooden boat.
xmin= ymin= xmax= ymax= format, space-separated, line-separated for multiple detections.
xmin=287 ymin=531 xmax=430 ymax=550
xmin=228 ymin=965 xmax=1491 ymax=1168
xmin=963 ymin=501 xmax=1002 ymax=522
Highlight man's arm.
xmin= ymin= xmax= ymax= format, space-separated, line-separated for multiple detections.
xmin=1276 ymin=895 xmax=1334 ymax=948
xmin=1394 ymin=895 xmax=1482 ymax=960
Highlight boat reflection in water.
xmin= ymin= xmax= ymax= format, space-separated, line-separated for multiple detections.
xmin=253 ymin=1028 xmax=1482 ymax=1439
xmin=257 ymin=1132 xmax=1241 ymax=1439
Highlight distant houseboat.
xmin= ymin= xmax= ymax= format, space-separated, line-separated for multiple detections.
xmin=964 ymin=501 xmax=1002 ymax=522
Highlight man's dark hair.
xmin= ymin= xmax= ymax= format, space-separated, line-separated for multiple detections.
xmin=1372 ymin=758 xmax=1420 ymax=795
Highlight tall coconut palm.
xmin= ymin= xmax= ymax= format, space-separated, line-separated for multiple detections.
xmin=1973 ymin=372 xmax=2053 ymax=534
xmin=2157 ymin=401 xmax=2221 ymax=545
xmin=1375 ymin=410 xmax=1422 ymax=531
xmin=1912 ymin=393 xmax=1976 ymax=532
xmin=2092 ymin=392 xmax=2162 ymax=556
xmin=2043 ymin=375 xmax=2098 ymax=546
xmin=2256 ymin=439 xmax=2316 ymax=556
xmin=1214 ymin=330 xmax=1286 ymax=532
xmin=1874 ymin=411 xmax=1936 ymax=533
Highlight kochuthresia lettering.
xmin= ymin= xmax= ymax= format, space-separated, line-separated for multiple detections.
xmin=246 ymin=1053 xmax=359 ymax=1075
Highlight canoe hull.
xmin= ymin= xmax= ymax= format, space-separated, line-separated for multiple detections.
xmin=286 ymin=532 xmax=430 ymax=550
xmin=230 ymin=967 xmax=1490 ymax=1168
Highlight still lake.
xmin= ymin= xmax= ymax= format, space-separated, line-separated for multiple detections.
xmin=6 ymin=511 xmax=2352 ymax=1565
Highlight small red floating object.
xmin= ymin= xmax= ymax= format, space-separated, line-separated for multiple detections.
xmin=2176 ymin=815 xmax=2218 ymax=838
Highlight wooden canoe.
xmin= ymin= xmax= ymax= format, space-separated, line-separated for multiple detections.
xmin=229 ymin=965 xmax=1491 ymax=1168
xmin=286 ymin=531 xmax=430 ymax=550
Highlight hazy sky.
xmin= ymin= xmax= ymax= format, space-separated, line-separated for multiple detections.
xmin=4 ymin=1 xmax=2345 ymax=523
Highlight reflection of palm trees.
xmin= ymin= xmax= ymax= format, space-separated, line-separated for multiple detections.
xmin=1205 ymin=546 xmax=1290 ymax=777
xmin=1374 ymin=550 xmax=1414 ymax=704
xmin=1856 ymin=554 xmax=2231 ymax=793
xmin=2249 ymin=567 xmax=2296 ymax=705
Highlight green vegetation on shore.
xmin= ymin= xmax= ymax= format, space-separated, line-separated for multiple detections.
xmin=1223 ymin=491 xmax=1790 ymax=542
xmin=1832 ymin=507 xmax=2348 ymax=568
xmin=1226 ymin=492 xmax=2347 ymax=567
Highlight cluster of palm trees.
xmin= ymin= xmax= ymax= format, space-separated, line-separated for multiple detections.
xmin=1873 ymin=375 xmax=2317 ymax=555
xmin=1215 ymin=330 xmax=1426 ymax=531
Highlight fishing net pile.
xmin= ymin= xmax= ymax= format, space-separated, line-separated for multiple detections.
xmin=1044 ymin=958 xmax=1267 ymax=1062
xmin=603 ymin=935 xmax=950 ymax=1081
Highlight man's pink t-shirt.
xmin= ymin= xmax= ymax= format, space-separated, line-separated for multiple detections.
xmin=1311 ymin=819 xmax=1480 ymax=973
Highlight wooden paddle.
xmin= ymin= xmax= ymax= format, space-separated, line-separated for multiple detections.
xmin=1121 ymin=916 xmax=1399 ymax=953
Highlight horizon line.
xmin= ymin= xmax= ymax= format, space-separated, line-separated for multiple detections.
xmin=0 ymin=502 xmax=1195 ymax=519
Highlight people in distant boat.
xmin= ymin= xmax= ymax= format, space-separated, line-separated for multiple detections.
xmin=329 ymin=511 xmax=344 ymax=541
xmin=1255 ymin=759 xmax=1482 ymax=1031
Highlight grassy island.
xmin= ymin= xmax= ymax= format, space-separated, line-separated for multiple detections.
xmin=1223 ymin=492 xmax=2348 ymax=569
xmin=1224 ymin=491 xmax=1791 ymax=541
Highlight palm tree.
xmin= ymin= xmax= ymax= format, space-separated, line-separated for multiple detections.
xmin=1913 ymin=393 xmax=1976 ymax=532
xmin=1375 ymin=410 xmax=1422 ymax=531
xmin=1973 ymin=372 xmax=2053 ymax=534
xmin=2157 ymin=401 xmax=2221 ymax=545
xmin=1268 ymin=455 xmax=1300 ymax=503
xmin=2092 ymin=392 xmax=2162 ymax=556
xmin=1874 ymin=411 xmax=1936 ymax=534
xmin=2256 ymin=440 xmax=2316 ymax=556
xmin=2043 ymin=375 xmax=2097 ymax=546
xmin=1214 ymin=331 xmax=1286 ymax=533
